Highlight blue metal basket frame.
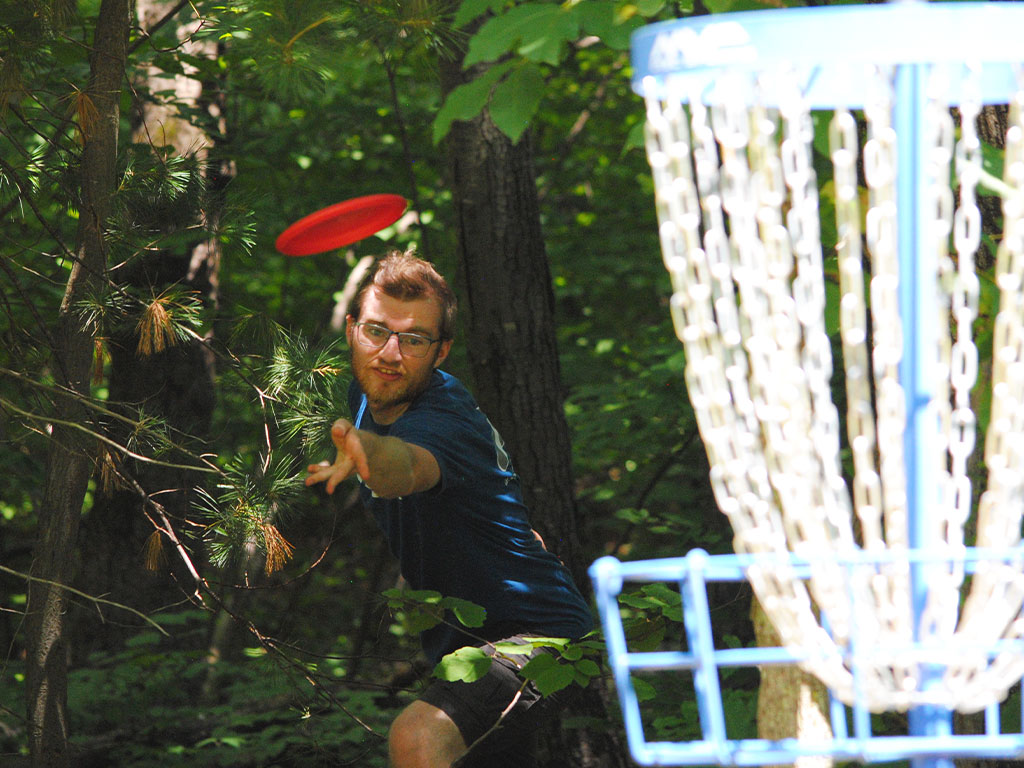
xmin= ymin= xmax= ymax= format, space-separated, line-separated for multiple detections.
xmin=590 ymin=550 xmax=1024 ymax=766
xmin=595 ymin=3 xmax=1024 ymax=765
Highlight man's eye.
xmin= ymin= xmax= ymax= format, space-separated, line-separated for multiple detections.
xmin=404 ymin=336 xmax=427 ymax=348
xmin=365 ymin=326 xmax=390 ymax=339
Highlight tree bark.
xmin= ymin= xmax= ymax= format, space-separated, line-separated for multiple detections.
xmin=752 ymin=598 xmax=832 ymax=768
xmin=437 ymin=60 xmax=586 ymax=589
xmin=438 ymin=54 xmax=627 ymax=768
xmin=74 ymin=0 xmax=221 ymax=661
xmin=25 ymin=2 xmax=131 ymax=766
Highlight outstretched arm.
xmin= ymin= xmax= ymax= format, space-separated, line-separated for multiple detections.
xmin=305 ymin=418 xmax=441 ymax=499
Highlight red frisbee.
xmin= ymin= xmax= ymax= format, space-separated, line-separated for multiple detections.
xmin=275 ymin=193 xmax=408 ymax=256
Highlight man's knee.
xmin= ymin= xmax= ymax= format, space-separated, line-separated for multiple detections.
xmin=389 ymin=700 xmax=466 ymax=768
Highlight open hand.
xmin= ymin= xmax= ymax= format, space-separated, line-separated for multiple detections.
xmin=305 ymin=418 xmax=371 ymax=494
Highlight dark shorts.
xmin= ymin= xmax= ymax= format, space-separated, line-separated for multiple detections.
xmin=419 ymin=635 xmax=564 ymax=768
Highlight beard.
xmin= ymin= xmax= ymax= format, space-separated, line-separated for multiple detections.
xmin=351 ymin=352 xmax=437 ymax=422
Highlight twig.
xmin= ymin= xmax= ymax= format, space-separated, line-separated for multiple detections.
xmin=0 ymin=564 xmax=169 ymax=636
xmin=451 ymin=678 xmax=529 ymax=766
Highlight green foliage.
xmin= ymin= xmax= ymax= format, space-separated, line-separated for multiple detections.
xmin=60 ymin=615 xmax=392 ymax=767
xmin=0 ymin=0 xmax=892 ymax=762
xmin=464 ymin=4 xmax=582 ymax=67
xmin=433 ymin=634 xmax=607 ymax=695
xmin=382 ymin=587 xmax=487 ymax=635
xmin=196 ymin=453 xmax=305 ymax=572
xmin=435 ymin=0 xmax=652 ymax=144
xmin=518 ymin=637 xmax=606 ymax=695
xmin=195 ymin=322 xmax=352 ymax=571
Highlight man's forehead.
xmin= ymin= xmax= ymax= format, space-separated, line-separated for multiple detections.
xmin=362 ymin=286 xmax=442 ymax=328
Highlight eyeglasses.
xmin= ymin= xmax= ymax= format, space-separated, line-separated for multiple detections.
xmin=353 ymin=322 xmax=440 ymax=358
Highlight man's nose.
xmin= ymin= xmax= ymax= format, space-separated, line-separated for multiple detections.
xmin=379 ymin=333 xmax=403 ymax=360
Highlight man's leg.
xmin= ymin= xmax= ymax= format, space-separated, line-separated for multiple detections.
xmin=389 ymin=699 xmax=467 ymax=768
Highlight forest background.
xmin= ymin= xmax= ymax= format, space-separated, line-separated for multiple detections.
xmin=1 ymin=0 xmax=986 ymax=767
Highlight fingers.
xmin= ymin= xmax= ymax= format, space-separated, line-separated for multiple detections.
xmin=331 ymin=419 xmax=371 ymax=481
xmin=305 ymin=419 xmax=369 ymax=494
xmin=305 ymin=462 xmax=355 ymax=494
xmin=344 ymin=431 xmax=371 ymax=481
xmin=330 ymin=418 xmax=354 ymax=448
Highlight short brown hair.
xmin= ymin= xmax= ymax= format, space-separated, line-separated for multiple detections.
xmin=352 ymin=248 xmax=457 ymax=340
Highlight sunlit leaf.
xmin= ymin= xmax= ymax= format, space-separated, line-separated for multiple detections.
xmin=489 ymin=62 xmax=545 ymax=143
xmin=434 ymin=645 xmax=492 ymax=682
xmin=464 ymin=4 xmax=578 ymax=67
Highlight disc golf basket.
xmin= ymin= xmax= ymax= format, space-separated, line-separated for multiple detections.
xmin=589 ymin=3 xmax=1024 ymax=765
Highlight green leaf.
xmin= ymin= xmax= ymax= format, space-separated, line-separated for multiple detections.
xmin=434 ymin=646 xmax=493 ymax=683
xmin=432 ymin=61 xmax=513 ymax=144
xmin=382 ymin=588 xmax=444 ymax=633
xmin=625 ymin=616 xmax=667 ymax=650
xmin=535 ymin=663 xmax=575 ymax=695
xmin=574 ymin=658 xmax=601 ymax=678
xmin=440 ymin=596 xmax=486 ymax=628
xmin=493 ymin=640 xmax=535 ymax=655
xmin=576 ymin=1 xmax=645 ymax=50
xmin=520 ymin=651 xmax=557 ymax=679
xmin=560 ymin=643 xmax=583 ymax=661
xmin=465 ymin=4 xmax=578 ymax=67
xmin=520 ymin=636 xmax=569 ymax=652
xmin=640 ymin=582 xmax=683 ymax=621
xmin=619 ymin=592 xmax=656 ymax=609
xmin=489 ymin=63 xmax=545 ymax=143
xmin=638 ymin=0 xmax=669 ymax=14
xmin=519 ymin=649 xmax=585 ymax=693
xmin=454 ymin=0 xmax=506 ymax=27
xmin=631 ymin=675 xmax=658 ymax=702
xmin=405 ymin=607 xmax=444 ymax=634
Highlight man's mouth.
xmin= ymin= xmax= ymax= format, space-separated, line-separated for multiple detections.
xmin=372 ymin=367 xmax=402 ymax=381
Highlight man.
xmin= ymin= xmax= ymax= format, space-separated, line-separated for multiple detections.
xmin=306 ymin=249 xmax=593 ymax=768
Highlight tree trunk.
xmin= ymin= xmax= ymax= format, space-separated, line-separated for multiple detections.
xmin=438 ymin=55 xmax=627 ymax=768
xmin=437 ymin=61 xmax=586 ymax=589
xmin=74 ymin=0 xmax=222 ymax=661
xmin=24 ymin=2 xmax=130 ymax=766
xmin=752 ymin=598 xmax=832 ymax=768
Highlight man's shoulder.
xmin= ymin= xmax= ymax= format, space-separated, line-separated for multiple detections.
xmin=400 ymin=371 xmax=487 ymax=439
xmin=418 ymin=369 xmax=475 ymax=408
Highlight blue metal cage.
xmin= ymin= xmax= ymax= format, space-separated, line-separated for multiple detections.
xmin=590 ymin=550 xmax=1024 ymax=766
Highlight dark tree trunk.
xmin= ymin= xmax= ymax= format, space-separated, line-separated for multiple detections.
xmin=438 ymin=54 xmax=628 ymax=768
xmin=437 ymin=59 xmax=586 ymax=589
xmin=25 ymin=2 xmax=131 ymax=766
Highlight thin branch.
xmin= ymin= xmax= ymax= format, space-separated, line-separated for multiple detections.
xmin=0 ymin=366 xmax=221 ymax=473
xmin=453 ymin=679 xmax=529 ymax=766
xmin=606 ymin=424 xmax=701 ymax=555
xmin=0 ymin=393 xmax=219 ymax=475
xmin=0 ymin=564 xmax=170 ymax=636
xmin=537 ymin=51 xmax=628 ymax=203
xmin=379 ymin=46 xmax=431 ymax=257
xmin=128 ymin=0 xmax=193 ymax=55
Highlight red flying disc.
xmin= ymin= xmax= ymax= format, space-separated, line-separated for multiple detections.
xmin=275 ymin=193 xmax=408 ymax=256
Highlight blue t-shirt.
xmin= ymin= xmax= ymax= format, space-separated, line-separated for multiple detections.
xmin=350 ymin=370 xmax=594 ymax=663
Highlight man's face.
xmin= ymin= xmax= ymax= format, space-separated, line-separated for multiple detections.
xmin=346 ymin=286 xmax=451 ymax=425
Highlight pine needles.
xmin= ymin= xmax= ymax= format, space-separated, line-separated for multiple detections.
xmin=196 ymin=319 xmax=351 ymax=575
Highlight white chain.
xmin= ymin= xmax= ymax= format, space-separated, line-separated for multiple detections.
xmin=644 ymin=60 xmax=1024 ymax=712
xmin=954 ymin=73 xmax=1024 ymax=710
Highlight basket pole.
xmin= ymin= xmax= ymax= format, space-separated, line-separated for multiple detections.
xmin=895 ymin=59 xmax=954 ymax=768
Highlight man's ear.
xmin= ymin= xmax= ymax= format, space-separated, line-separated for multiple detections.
xmin=434 ymin=339 xmax=452 ymax=368
xmin=345 ymin=315 xmax=355 ymax=345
